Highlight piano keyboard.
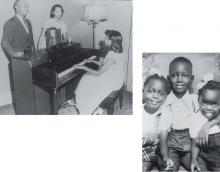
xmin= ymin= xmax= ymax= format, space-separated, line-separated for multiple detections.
xmin=57 ymin=55 xmax=97 ymax=78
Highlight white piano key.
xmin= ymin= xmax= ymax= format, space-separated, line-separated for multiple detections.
xmin=57 ymin=55 xmax=97 ymax=78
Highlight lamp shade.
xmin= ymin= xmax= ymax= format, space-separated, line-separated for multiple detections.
xmin=82 ymin=4 xmax=107 ymax=23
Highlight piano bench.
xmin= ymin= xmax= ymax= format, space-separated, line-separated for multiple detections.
xmin=99 ymin=83 xmax=125 ymax=115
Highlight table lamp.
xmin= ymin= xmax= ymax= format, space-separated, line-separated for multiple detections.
xmin=82 ymin=4 xmax=107 ymax=49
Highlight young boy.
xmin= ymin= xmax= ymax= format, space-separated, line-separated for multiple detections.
xmin=159 ymin=57 xmax=220 ymax=171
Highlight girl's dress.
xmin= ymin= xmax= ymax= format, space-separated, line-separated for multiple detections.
xmin=142 ymin=105 xmax=162 ymax=162
xmin=75 ymin=50 xmax=126 ymax=114
xmin=39 ymin=18 xmax=67 ymax=49
xmin=188 ymin=111 xmax=220 ymax=171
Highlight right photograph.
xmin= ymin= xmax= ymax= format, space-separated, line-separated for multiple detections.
xmin=142 ymin=53 xmax=220 ymax=172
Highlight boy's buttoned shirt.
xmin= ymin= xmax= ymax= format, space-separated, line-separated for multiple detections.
xmin=159 ymin=91 xmax=199 ymax=131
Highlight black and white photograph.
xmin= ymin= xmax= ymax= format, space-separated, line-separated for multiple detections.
xmin=0 ymin=0 xmax=132 ymax=115
xmin=4 ymin=0 xmax=220 ymax=172
xmin=142 ymin=53 xmax=220 ymax=171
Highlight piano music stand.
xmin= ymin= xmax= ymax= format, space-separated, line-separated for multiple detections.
xmin=45 ymin=27 xmax=61 ymax=48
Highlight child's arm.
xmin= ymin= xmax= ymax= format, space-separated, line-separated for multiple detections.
xmin=159 ymin=130 xmax=174 ymax=170
xmin=74 ymin=58 xmax=115 ymax=76
xmin=88 ymin=59 xmax=103 ymax=66
xmin=159 ymin=130 xmax=169 ymax=161
xmin=83 ymin=58 xmax=103 ymax=66
xmin=191 ymin=138 xmax=201 ymax=172
xmin=197 ymin=115 xmax=220 ymax=147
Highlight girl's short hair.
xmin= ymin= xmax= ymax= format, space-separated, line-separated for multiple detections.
xmin=198 ymin=80 xmax=220 ymax=96
xmin=50 ymin=4 xmax=64 ymax=18
xmin=169 ymin=56 xmax=193 ymax=73
xmin=143 ymin=74 xmax=171 ymax=94
xmin=105 ymin=30 xmax=123 ymax=53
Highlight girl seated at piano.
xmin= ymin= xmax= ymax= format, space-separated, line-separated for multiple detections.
xmin=37 ymin=4 xmax=68 ymax=49
xmin=69 ymin=30 xmax=126 ymax=114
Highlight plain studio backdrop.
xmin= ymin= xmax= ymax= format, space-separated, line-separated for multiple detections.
xmin=1 ymin=0 xmax=220 ymax=172
xmin=143 ymin=53 xmax=220 ymax=92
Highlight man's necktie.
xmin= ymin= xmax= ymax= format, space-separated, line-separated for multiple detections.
xmin=22 ymin=17 xmax=29 ymax=33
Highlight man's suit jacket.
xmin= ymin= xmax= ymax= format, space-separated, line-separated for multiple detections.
xmin=1 ymin=16 xmax=35 ymax=58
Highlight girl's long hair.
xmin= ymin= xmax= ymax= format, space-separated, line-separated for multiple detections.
xmin=107 ymin=30 xmax=123 ymax=53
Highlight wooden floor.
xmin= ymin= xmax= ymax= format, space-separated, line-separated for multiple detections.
xmin=0 ymin=91 xmax=132 ymax=115
xmin=0 ymin=104 xmax=15 ymax=115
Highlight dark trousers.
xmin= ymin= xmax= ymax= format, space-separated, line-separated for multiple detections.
xmin=166 ymin=128 xmax=191 ymax=171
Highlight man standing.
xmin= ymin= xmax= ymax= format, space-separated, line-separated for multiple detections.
xmin=1 ymin=0 xmax=36 ymax=114
xmin=2 ymin=0 xmax=35 ymax=59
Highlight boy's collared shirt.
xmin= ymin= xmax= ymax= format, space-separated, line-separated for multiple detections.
xmin=159 ymin=91 xmax=199 ymax=131
xmin=188 ymin=111 xmax=220 ymax=138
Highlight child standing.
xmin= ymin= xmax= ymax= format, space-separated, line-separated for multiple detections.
xmin=142 ymin=74 xmax=170 ymax=171
xmin=159 ymin=57 xmax=197 ymax=171
xmin=190 ymin=80 xmax=220 ymax=172
xmin=158 ymin=56 xmax=220 ymax=171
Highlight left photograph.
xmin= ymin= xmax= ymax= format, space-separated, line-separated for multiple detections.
xmin=0 ymin=0 xmax=132 ymax=115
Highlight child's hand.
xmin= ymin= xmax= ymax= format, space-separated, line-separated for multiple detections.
xmin=82 ymin=59 xmax=88 ymax=64
xmin=87 ymin=59 xmax=93 ymax=63
xmin=74 ymin=65 xmax=85 ymax=70
xmin=166 ymin=159 xmax=174 ymax=170
xmin=191 ymin=159 xmax=201 ymax=172
xmin=163 ymin=158 xmax=174 ymax=171
xmin=196 ymin=123 xmax=209 ymax=148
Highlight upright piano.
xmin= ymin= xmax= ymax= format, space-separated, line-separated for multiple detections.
xmin=32 ymin=42 xmax=104 ymax=114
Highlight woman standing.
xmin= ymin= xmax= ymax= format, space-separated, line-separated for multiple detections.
xmin=37 ymin=4 xmax=68 ymax=49
xmin=73 ymin=30 xmax=126 ymax=114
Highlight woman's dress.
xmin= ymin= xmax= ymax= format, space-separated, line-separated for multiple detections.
xmin=75 ymin=51 xmax=127 ymax=114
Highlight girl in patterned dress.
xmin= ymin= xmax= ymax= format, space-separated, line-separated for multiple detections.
xmin=142 ymin=74 xmax=170 ymax=171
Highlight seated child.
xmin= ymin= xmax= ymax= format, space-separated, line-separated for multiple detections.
xmin=159 ymin=57 xmax=220 ymax=171
xmin=142 ymin=74 xmax=170 ymax=171
xmin=190 ymin=80 xmax=220 ymax=172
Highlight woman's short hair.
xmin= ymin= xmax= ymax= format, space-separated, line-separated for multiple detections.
xmin=105 ymin=30 xmax=123 ymax=53
xmin=50 ymin=4 xmax=64 ymax=18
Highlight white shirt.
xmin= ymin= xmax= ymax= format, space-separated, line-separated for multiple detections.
xmin=16 ymin=14 xmax=29 ymax=33
xmin=142 ymin=104 xmax=162 ymax=139
xmin=159 ymin=91 xmax=199 ymax=130
xmin=188 ymin=111 xmax=220 ymax=138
